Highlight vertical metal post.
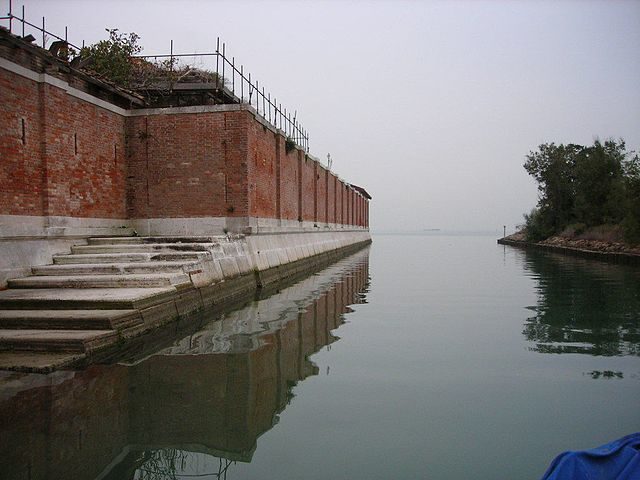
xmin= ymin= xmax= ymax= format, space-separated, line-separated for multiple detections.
xmin=215 ymin=37 xmax=220 ymax=89
xmin=42 ymin=16 xmax=45 ymax=47
xmin=222 ymin=42 xmax=226 ymax=90
xmin=240 ymin=65 xmax=244 ymax=102
xmin=248 ymin=72 xmax=252 ymax=104
xmin=279 ymin=103 xmax=282 ymax=131
xmin=169 ymin=39 xmax=174 ymax=90
xmin=268 ymin=93 xmax=271 ymax=123
xmin=8 ymin=0 xmax=12 ymax=33
xmin=65 ymin=26 xmax=67 ymax=43
xmin=231 ymin=56 xmax=235 ymax=95
xmin=22 ymin=5 xmax=25 ymax=38
xmin=255 ymin=81 xmax=259 ymax=114
xmin=262 ymin=87 xmax=266 ymax=120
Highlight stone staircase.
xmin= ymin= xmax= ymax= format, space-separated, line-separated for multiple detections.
xmin=0 ymin=236 xmax=229 ymax=370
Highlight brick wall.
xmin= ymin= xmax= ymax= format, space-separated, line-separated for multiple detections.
xmin=0 ymin=66 xmax=127 ymax=219
xmin=335 ymin=178 xmax=343 ymax=226
xmin=327 ymin=172 xmax=337 ymax=224
xmin=278 ymin=139 xmax=299 ymax=221
xmin=0 ymin=67 xmax=44 ymax=216
xmin=1 ymin=37 xmax=369 ymax=231
xmin=43 ymin=84 xmax=127 ymax=219
xmin=247 ymin=119 xmax=277 ymax=219
xmin=300 ymin=154 xmax=315 ymax=222
xmin=316 ymin=164 xmax=327 ymax=224
xmin=126 ymin=111 xmax=249 ymax=219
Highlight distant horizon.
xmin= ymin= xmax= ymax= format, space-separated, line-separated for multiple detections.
xmin=369 ymin=227 xmax=507 ymax=236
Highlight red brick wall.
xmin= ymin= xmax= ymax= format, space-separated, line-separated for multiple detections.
xmin=327 ymin=172 xmax=336 ymax=224
xmin=126 ymin=110 xmax=249 ymax=219
xmin=44 ymin=85 xmax=127 ymax=218
xmin=279 ymin=140 xmax=299 ymax=221
xmin=316 ymin=165 xmax=327 ymax=224
xmin=0 ymin=68 xmax=44 ymax=216
xmin=342 ymin=183 xmax=349 ymax=225
xmin=1 ymin=49 xmax=369 ymax=229
xmin=300 ymin=154 xmax=315 ymax=222
xmin=0 ymin=68 xmax=127 ymax=219
xmin=247 ymin=120 xmax=277 ymax=219
xmin=335 ymin=179 xmax=343 ymax=225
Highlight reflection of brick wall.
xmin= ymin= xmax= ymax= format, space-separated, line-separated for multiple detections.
xmin=0 ymin=365 xmax=130 ymax=480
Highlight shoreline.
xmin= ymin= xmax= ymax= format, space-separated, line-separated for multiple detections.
xmin=497 ymin=235 xmax=640 ymax=266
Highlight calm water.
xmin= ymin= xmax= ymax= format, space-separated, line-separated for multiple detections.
xmin=1 ymin=234 xmax=639 ymax=480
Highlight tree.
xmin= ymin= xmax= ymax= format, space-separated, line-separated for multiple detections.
xmin=523 ymin=143 xmax=581 ymax=238
xmin=622 ymin=152 xmax=640 ymax=243
xmin=522 ymin=139 xmax=638 ymax=243
xmin=79 ymin=29 xmax=142 ymax=88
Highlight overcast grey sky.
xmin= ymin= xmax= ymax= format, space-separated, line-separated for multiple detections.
xmin=19 ymin=0 xmax=640 ymax=233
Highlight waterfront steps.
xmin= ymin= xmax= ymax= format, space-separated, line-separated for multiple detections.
xmin=0 ymin=236 xmax=228 ymax=370
xmin=0 ymin=231 xmax=372 ymax=371
xmin=8 ymin=273 xmax=191 ymax=289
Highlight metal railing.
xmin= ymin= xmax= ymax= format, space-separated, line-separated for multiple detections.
xmin=135 ymin=38 xmax=309 ymax=152
xmin=1 ymin=0 xmax=310 ymax=152
xmin=0 ymin=0 xmax=83 ymax=51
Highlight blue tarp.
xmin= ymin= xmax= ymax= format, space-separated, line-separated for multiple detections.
xmin=541 ymin=433 xmax=640 ymax=480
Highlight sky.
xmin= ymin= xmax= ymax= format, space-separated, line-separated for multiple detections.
xmin=11 ymin=0 xmax=640 ymax=233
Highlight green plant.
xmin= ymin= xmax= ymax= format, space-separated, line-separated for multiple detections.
xmin=285 ymin=137 xmax=296 ymax=153
xmin=79 ymin=29 xmax=142 ymax=88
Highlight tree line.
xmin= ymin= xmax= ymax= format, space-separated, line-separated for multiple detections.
xmin=523 ymin=139 xmax=640 ymax=243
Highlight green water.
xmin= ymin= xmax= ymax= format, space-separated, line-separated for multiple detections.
xmin=1 ymin=234 xmax=639 ymax=479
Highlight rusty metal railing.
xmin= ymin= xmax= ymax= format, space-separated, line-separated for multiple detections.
xmin=134 ymin=38 xmax=309 ymax=152
xmin=1 ymin=0 xmax=310 ymax=152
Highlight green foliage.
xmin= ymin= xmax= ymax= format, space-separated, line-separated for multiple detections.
xmin=523 ymin=139 xmax=639 ymax=244
xmin=622 ymin=152 xmax=640 ymax=243
xmin=80 ymin=29 xmax=142 ymax=87
xmin=285 ymin=137 xmax=296 ymax=153
xmin=523 ymin=207 xmax=554 ymax=242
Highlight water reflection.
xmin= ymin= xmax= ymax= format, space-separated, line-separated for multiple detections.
xmin=521 ymin=250 xmax=640 ymax=356
xmin=0 ymin=249 xmax=370 ymax=480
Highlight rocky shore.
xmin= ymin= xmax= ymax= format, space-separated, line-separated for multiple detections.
xmin=498 ymin=230 xmax=640 ymax=266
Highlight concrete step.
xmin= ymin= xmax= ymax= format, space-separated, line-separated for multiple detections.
xmin=0 ymin=309 xmax=142 ymax=330
xmin=0 ymin=287 xmax=177 ymax=310
xmin=87 ymin=236 xmax=224 ymax=245
xmin=8 ymin=273 xmax=191 ymax=289
xmin=0 ymin=351 xmax=84 ymax=372
xmin=53 ymin=252 xmax=208 ymax=264
xmin=71 ymin=243 xmax=216 ymax=255
xmin=0 ymin=329 xmax=118 ymax=353
xmin=88 ymin=236 xmax=143 ymax=245
xmin=33 ymin=261 xmax=197 ymax=276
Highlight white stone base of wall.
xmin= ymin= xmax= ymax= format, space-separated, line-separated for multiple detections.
xmin=129 ymin=216 xmax=367 ymax=236
xmin=0 ymin=214 xmax=370 ymax=288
